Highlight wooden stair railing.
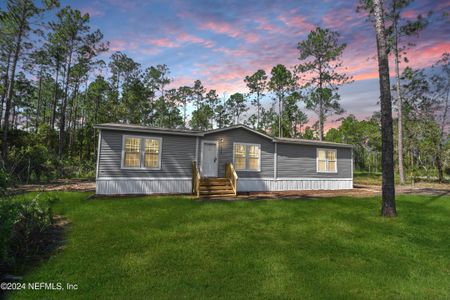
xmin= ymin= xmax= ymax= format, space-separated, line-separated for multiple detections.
xmin=192 ymin=161 xmax=200 ymax=197
xmin=225 ymin=162 xmax=238 ymax=196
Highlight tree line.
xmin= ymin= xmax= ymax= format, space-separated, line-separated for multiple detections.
xmin=0 ymin=0 xmax=448 ymax=186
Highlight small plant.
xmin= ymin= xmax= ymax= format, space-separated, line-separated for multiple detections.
xmin=0 ymin=194 xmax=60 ymax=275
xmin=0 ymin=168 xmax=10 ymax=195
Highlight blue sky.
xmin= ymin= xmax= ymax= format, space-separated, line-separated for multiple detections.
xmin=38 ymin=0 xmax=450 ymax=126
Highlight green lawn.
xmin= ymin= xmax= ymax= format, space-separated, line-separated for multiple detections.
xmin=353 ymin=171 xmax=450 ymax=186
xmin=10 ymin=192 xmax=450 ymax=299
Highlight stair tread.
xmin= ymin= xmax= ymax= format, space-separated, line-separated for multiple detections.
xmin=200 ymin=190 xmax=234 ymax=194
xmin=196 ymin=177 xmax=236 ymax=198
xmin=201 ymin=194 xmax=236 ymax=198
xmin=200 ymin=186 xmax=233 ymax=190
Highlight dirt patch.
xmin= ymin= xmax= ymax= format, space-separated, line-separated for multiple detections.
xmin=13 ymin=180 xmax=450 ymax=199
xmin=203 ymin=183 xmax=450 ymax=201
xmin=11 ymin=179 xmax=95 ymax=193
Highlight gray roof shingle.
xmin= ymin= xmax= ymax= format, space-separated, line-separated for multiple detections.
xmin=94 ymin=123 xmax=352 ymax=148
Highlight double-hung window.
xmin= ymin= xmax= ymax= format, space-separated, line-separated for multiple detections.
xmin=233 ymin=143 xmax=261 ymax=171
xmin=144 ymin=139 xmax=160 ymax=168
xmin=317 ymin=148 xmax=337 ymax=173
xmin=123 ymin=137 xmax=141 ymax=168
xmin=122 ymin=136 xmax=162 ymax=169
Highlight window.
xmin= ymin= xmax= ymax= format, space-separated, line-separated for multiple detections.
xmin=234 ymin=144 xmax=246 ymax=170
xmin=233 ymin=143 xmax=260 ymax=171
xmin=317 ymin=148 xmax=337 ymax=173
xmin=122 ymin=136 xmax=162 ymax=169
xmin=123 ymin=137 xmax=141 ymax=168
xmin=144 ymin=138 xmax=161 ymax=169
xmin=248 ymin=145 xmax=260 ymax=171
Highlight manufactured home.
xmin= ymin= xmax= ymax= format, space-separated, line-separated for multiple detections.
xmin=95 ymin=123 xmax=353 ymax=197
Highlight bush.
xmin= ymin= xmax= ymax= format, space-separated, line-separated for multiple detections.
xmin=0 ymin=168 xmax=10 ymax=195
xmin=0 ymin=194 xmax=59 ymax=275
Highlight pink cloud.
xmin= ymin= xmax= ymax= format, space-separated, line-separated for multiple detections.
xmin=145 ymin=33 xmax=215 ymax=49
xmin=340 ymin=41 xmax=450 ymax=82
xmin=255 ymin=17 xmax=284 ymax=34
xmin=199 ymin=20 xmax=259 ymax=43
xmin=169 ymin=75 xmax=196 ymax=89
xmin=401 ymin=10 xmax=418 ymax=20
xmin=322 ymin=8 xmax=362 ymax=29
xmin=148 ymin=37 xmax=179 ymax=48
xmin=177 ymin=33 xmax=215 ymax=48
xmin=405 ymin=41 xmax=450 ymax=68
xmin=278 ymin=14 xmax=316 ymax=33
xmin=109 ymin=39 xmax=139 ymax=52
xmin=200 ymin=21 xmax=240 ymax=37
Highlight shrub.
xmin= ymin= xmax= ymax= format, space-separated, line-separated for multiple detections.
xmin=0 ymin=168 xmax=10 ymax=195
xmin=0 ymin=199 xmax=18 ymax=269
xmin=0 ymin=194 xmax=59 ymax=275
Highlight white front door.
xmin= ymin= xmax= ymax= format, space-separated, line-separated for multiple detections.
xmin=202 ymin=142 xmax=218 ymax=177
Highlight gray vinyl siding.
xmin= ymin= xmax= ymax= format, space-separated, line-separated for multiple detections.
xmin=98 ymin=129 xmax=197 ymax=178
xmin=202 ymin=128 xmax=274 ymax=178
xmin=277 ymin=143 xmax=352 ymax=178
xmin=97 ymin=127 xmax=352 ymax=181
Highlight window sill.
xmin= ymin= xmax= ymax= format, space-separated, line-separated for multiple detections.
xmin=121 ymin=167 xmax=162 ymax=171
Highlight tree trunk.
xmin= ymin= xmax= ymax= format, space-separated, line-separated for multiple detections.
xmin=51 ymin=61 xmax=60 ymax=129
xmin=410 ymin=148 xmax=414 ymax=186
xmin=68 ymin=83 xmax=79 ymax=155
xmin=319 ymin=109 xmax=324 ymax=141
xmin=0 ymin=51 xmax=12 ymax=128
xmin=2 ymin=12 xmax=26 ymax=162
xmin=436 ymin=85 xmax=449 ymax=182
xmin=373 ymin=0 xmax=397 ymax=217
xmin=318 ymin=65 xmax=324 ymax=141
xmin=59 ymin=45 xmax=73 ymax=157
xmin=12 ymin=101 xmax=17 ymax=129
xmin=35 ymin=73 xmax=43 ymax=132
xmin=278 ymin=94 xmax=283 ymax=138
xmin=393 ymin=7 xmax=405 ymax=185
xmin=257 ymin=92 xmax=260 ymax=130
xmin=93 ymin=93 xmax=100 ymax=160
xmin=183 ymin=100 xmax=187 ymax=128
xmin=79 ymin=107 xmax=84 ymax=161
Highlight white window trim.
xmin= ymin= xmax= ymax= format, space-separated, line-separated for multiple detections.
xmin=121 ymin=135 xmax=162 ymax=170
xmin=316 ymin=148 xmax=338 ymax=173
xmin=233 ymin=142 xmax=261 ymax=172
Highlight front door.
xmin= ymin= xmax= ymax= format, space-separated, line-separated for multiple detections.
xmin=202 ymin=142 xmax=218 ymax=177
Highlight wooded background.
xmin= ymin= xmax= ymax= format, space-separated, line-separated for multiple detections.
xmin=0 ymin=0 xmax=448 ymax=185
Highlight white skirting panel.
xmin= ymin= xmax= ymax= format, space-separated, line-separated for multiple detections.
xmin=96 ymin=178 xmax=191 ymax=195
xmin=237 ymin=178 xmax=353 ymax=192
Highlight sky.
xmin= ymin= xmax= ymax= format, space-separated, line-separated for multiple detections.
xmin=64 ymin=0 xmax=448 ymax=128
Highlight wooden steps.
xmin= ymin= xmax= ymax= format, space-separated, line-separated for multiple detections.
xmin=199 ymin=178 xmax=236 ymax=198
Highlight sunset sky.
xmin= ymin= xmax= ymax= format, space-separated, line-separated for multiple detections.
xmin=67 ymin=0 xmax=448 ymax=127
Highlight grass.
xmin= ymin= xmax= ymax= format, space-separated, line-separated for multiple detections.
xmin=353 ymin=171 xmax=450 ymax=186
xmin=10 ymin=192 xmax=450 ymax=299
xmin=353 ymin=171 xmax=383 ymax=185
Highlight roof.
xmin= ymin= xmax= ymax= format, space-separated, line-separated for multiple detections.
xmin=94 ymin=123 xmax=203 ymax=136
xmin=273 ymin=137 xmax=353 ymax=148
xmin=94 ymin=123 xmax=352 ymax=148
xmin=204 ymin=124 xmax=273 ymax=140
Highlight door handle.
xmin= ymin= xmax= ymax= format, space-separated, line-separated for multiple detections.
xmin=214 ymin=157 xmax=217 ymax=163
